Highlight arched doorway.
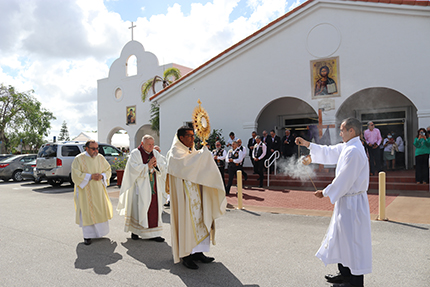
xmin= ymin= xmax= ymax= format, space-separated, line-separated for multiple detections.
xmin=106 ymin=127 xmax=130 ymax=151
xmin=337 ymin=87 xmax=417 ymax=169
xmin=135 ymin=124 xmax=159 ymax=148
xmin=256 ymin=97 xmax=318 ymax=139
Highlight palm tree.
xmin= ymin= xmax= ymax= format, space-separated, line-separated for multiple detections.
xmin=141 ymin=67 xmax=181 ymax=102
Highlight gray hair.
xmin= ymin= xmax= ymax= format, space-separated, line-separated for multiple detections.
xmin=255 ymin=135 xmax=261 ymax=140
xmin=344 ymin=118 xmax=362 ymax=136
xmin=141 ymin=135 xmax=154 ymax=143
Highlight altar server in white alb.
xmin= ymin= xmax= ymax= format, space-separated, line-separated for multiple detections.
xmin=72 ymin=140 xmax=112 ymax=246
xmin=295 ymin=117 xmax=372 ymax=287
xmin=117 ymin=135 xmax=167 ymax=242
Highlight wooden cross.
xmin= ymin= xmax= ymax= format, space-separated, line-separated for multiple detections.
xmin=129 ymin=21 xmax=136 ymax=40
xmin=317 ymin=109 xmax=335 ymax=138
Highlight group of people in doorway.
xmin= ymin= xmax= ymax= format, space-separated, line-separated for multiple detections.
xmin=211 ymin=129 xmax=298 ymax=190
xmin=363 ymin=121 xmax=405 ymax=175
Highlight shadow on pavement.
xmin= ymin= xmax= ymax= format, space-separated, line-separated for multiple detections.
xmin=74 ymin=238 xmax=122 ymax=274
xmin=122 ymin=238 xmax=172 ymax=270
xmin=386 ymin=220 xmax=429 ymax=230
xmin=170 ymin=261 xmax=260 ymax=287
xmin=32 ymin=184 xmax=74 ymax=194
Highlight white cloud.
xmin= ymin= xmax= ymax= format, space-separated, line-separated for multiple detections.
xmin=0 ymin=0 xmax=301 ymax=142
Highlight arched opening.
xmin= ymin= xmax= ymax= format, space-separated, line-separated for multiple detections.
xmin=126 ymin=55 xmax=137 ymax=77
xmin=256 ymin=97 xmax=318 ymax=139
xmin=106 ymin=127 xmax=130 ymax=152
xmin=337 ymin=87 xmax=417 ymax=169
xmin=135 ymin=124 xmax=160 ymax=149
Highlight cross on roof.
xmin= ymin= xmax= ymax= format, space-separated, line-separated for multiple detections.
xmin=129 ymin=21 xmax=136 ymax=40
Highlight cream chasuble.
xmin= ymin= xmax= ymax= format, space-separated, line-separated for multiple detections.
xmin=72 ymin=153 xmax=113 ymax=228
xmin=117 ymin=148 xmax=167 ymax=238
xmin=166 ymin=135 xmax=226 ymax=263
xmin=309 ymin=136 xmax=372 ymax=275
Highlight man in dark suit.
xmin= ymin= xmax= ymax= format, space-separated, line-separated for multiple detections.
xmin=281 ymin=129 xmax=296 ymax=159
xmin=247 ymin=131 xmax=257 ymax=174
xmin=268 ymin=130 xmax=281 ymax=173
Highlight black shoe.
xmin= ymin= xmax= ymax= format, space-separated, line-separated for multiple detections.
xmin=192 ymin=252 xmax=215 ymax=263
xmin=84 ymin=238 xmax=92 ymax=245
xmin=325 ymin=273 xmax=350 ymax=284
xmin=131 ymin=233 xmax=139 ymax=240
xmin=164 ymin=201 xmax=170 ymax=207
xmin=259 ymin=185 xmax=263 ymax=188
xmin=182 ymin=255 xmax=199 ymax=269
xmin=149 ymin=236 xmax=165 ymax=242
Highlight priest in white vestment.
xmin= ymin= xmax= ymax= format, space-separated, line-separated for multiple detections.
xmin=72 ymin=140 xmax=113 ymax=246
xmin=296 ymin=118 xmax=372 ymax=287
xmin=117 ymin=135 xmax=167 ymax=242
xmin=166 ymin=126 xmax=226 ymax=269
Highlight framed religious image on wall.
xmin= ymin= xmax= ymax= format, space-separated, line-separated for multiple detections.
xmin=311 ymin=56 xmax=340 ymax=99
xmin=126 ymin=106 xmax=136 ymax=125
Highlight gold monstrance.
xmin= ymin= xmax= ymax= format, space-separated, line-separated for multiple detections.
xmin=192 ymin=99 xmax=211 ymax=146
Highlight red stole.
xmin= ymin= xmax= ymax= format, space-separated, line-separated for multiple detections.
xmin=138 ymin=145 xmax=158 ymax=228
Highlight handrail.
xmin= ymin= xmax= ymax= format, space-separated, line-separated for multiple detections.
xmin=264 ymin=150 xmax=280 ymax=187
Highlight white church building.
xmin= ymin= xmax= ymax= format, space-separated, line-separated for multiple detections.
xmin=98 ymin=0 xmax=430 ymax=169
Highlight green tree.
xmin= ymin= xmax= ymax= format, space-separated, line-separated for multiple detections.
xmin=149 ymin=102 xmax=160 ymax=135
xmin=0 ymin=84 xmax=55 ymax=154
xmin=141 ymin=67 xmax=182 ymax=135
xmin=58 ymin=120 xmax=70 ymax=141
xmin=141 ymin=67 xmax=181 ymax=102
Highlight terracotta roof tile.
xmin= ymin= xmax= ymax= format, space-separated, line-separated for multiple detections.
xmin=149 ymin=0 xmax=430 ymax=101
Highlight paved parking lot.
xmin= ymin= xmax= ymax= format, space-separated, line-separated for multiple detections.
xmin=1 ymin=181 xmax=429 ymax=286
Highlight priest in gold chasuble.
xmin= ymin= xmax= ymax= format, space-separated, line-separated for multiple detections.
xmin=166 ymin=126 xmax=226 ymax=269
xmin=72 ymin=140 xmax=112 ymax=246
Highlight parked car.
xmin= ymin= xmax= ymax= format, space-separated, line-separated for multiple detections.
xmin=21 ymin=159 xmax=44 ymax=183
xmin=36 ymin=141 xmax=124 ymax=186
xmin=0 ymin=154 xmax=14 ymax=161
xmin=0 ymin=154 xmax=37 ymax=182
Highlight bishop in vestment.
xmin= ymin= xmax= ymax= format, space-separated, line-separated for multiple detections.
xmin=166 ymin=126 xmax=226 ymax=269
xmin=117 ymin=135 xmax=166 ymax=242
xmin=296 ymin=117 xmax=372 ymax=287
xmin=72 ymin=140 xmax=113 ymax=246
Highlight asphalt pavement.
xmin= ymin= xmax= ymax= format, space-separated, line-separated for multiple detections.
xmin=0 ymin=181 xmax=429 ymax=287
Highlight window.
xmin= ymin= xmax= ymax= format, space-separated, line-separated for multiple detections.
xmin=38 ymin=145 xmax=57 ymax=158
xmin=100 ymin=145 xmax=121 ymax=157
xmin=115 ymin=88 xmax=122 ymax=100
xmin=126 ymin=55 xmax=137 ymax=76
xmin=62 ymin=146 xmax=81 ymax=157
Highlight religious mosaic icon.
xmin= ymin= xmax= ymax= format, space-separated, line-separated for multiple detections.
xmin=192 ymin=99 xmax=211 ymax=146
xmin=310 ymin=56 xmax=340 ymax=99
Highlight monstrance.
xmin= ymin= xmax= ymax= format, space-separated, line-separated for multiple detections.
xmin=192 ymin=99 xmax=211 ymax=146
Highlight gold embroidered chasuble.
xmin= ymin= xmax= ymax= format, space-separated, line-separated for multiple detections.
xmin=72 ymin=153 xmax=112 ymax=226
xmin=166 ymin=135 xmax=226 ymax=263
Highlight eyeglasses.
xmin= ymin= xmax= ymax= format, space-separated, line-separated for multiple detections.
xmin=88 ymin=147 xmax=98 ymax=151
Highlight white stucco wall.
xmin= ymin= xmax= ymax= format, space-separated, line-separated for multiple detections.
xmin=156 ymin=0 xmax=430 ymax=159
xmin=97 ymin=41 xmax=189 ymax=150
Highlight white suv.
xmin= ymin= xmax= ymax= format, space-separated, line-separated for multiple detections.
xmin=36 ymin=141 xmax=124 ymax=186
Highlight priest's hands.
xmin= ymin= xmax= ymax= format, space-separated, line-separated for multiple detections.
xmin=314 ymin=190 xmax=324 ymax=198
xmin=148 ymin=157 xmax=157 ymax=169
xmin=91 ymin=173 xmax=103 ymax=181
xmin=295 ymin=137 xmax=310 ymax=148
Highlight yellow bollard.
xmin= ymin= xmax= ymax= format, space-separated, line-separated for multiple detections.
xmin=237 ymin=170 xmax=243 ymax=209
xmin=377 ymin=171 xmax=388 ymax=221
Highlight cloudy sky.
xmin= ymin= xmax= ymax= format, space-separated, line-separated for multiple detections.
xmin=0 ymin=0 xmax=304 ymax=140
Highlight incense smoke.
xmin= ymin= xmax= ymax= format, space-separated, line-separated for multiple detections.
xmin=278 ymin=156 xmax=316 ymax=182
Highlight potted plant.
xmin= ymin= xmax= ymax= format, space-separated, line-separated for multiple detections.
xmin=111 ymin=156 xmax=128 ymax=186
